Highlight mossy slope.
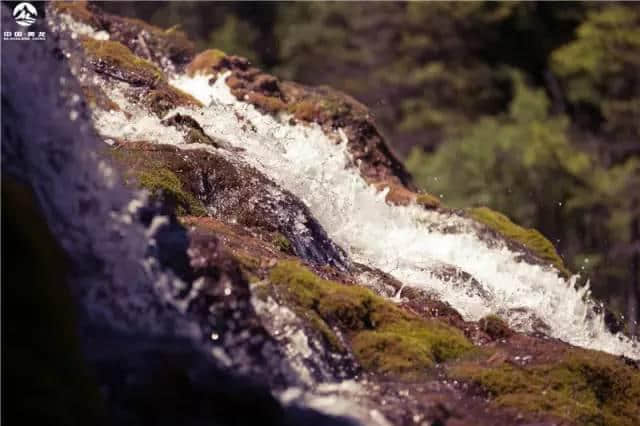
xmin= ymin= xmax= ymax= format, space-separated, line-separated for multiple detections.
xmin=81 ymin=40 xmax=201 ymax=116
xmin=269 ymin=261 xmax=472 ymax=376
xmin=450 ymin=350 xmax=640 ymax=426
xmin=82 ymin=39 xmax=165 ymax=85
xmin=469 ymin=206 xmax=570 ymax=277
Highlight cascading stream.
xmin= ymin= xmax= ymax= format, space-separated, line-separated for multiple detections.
xmin=92 ymin=71 xmax=639 ymax=360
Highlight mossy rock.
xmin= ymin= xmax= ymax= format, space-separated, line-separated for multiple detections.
xmin=143 ymin=87 xmax=202 ymax=117
xmin=269 ymin=261 xmax=473 ymax=376
xmin=108 ymin=147 xmax=207 ymax=216
xmin=186 ymin=49 xmax=227 ymax=76
xmin=416 ymin=192 xmax=441 ymax=209
xmin=287 ymin=95 xmax=349 ymax=123
xmin=137 ymin=167 xmax=207 ymax=216
xmin=82 ymin=39 xmax=165 ymax=86
xmin=246 ymin=92 xmax=286 ymax=114
xmin=478 ymin=314 xmax=513 ymax=340
xmin=469 ymin=207 xmax=570 ymax=277
xmin=450 ymin=349 xmax=640 ymax=426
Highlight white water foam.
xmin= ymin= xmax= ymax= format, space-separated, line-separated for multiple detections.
xmin=92 ymin=71 xmax=639 ymax=359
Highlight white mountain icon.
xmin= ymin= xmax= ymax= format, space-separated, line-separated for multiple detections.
xmin=13 ymin=2 xmax=37 ymax=27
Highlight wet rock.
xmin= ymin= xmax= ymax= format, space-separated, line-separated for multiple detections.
xmin=161 ymin=113 xmax=221 ymax=146
xmin=178 ymin=45 xmax=416 ymax=193
xmin=109 ymin=141 xmax=348 ymax=269
xmin=51 ymin=1 xmax=196 ymax=72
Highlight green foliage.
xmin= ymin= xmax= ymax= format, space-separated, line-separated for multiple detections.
xmin=269 ymin=261 xmax=473 ymax=376
xmin=450 ymin=350 xmax=640 ymax=425
xmin=552 ymin=5 xmax=640 ymax=138
xmin=274 ymin=3 xmax=514 ymax=152
xmin=407 ymin=72 xmax=589 ymax=223
xmin=207 ymin=15 xmax=259 ymax=64
xmin=470 ymin=207 xmax=570 ymax=277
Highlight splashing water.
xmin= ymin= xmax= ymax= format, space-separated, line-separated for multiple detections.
xmin=91 ymin=70 xmax=639 ymax=359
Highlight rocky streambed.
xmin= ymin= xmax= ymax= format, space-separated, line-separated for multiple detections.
xmin=3 ymin=2 xmax=640 ymax=426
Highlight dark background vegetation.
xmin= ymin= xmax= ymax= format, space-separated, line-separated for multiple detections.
xmin=97 ymin=1 xmax=639 ymax=333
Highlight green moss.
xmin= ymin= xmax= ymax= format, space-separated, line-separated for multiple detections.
xmin=416 ymin=192 xmax=441 ymax=208
xmin=469 ymin=207 xmax=570 ymax=277
xmin=82 ymin=39 xmax=165 ymax=85
xmin=143 ymin=87 xmax=202 ymax=117
xmin=287 ymin=93 xmax=350 ymax=122
xmin=319 ymin=97 xmax=350 ymax=117
xmin=137 ymin=168 xmax=207 ymax=216
xmin=270 ymin=261 xmax=473 ymax=376
xmin=450 ymin=350 xmax=640 ymax=426
xmin=186 ymin=49 xmax=227 ymax=76
xmin=478 ymin=314 xmax=513 ymax=339
xmin=233 ymin=253 xmax=264 ymax=284
xmin=272 ymin=232 xmax=292 ymax=253
xmin=246 ymin=93 xmax=286 ymax=114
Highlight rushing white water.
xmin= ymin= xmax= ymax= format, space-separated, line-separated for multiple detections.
xmin=92 ymin=71 xmax=639 ymax=359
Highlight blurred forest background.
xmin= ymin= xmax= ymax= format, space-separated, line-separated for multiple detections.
xmin=97 ymin=2 xmax=640 ymax=334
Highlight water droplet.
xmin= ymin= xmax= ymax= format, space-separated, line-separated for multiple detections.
xmin=210 ymin=332 xmax=219 ymax=341
xmin=224 ymin=287 xmax=232 ymax=296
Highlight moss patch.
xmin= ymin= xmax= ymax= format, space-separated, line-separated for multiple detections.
xmin=272 ymin=233 xmax=292 ymax=254
xmin=82 ymin=39 xmax=165 ymax=86
xmin=416 ymin=192 xmax=441 ymax=209
xmin=286 ymin=91 xmax=350 ymax=122
xmin=137 ymin=167 xmax=207 ymax=216
xmin=450 ymin=350 xmax=640 ymax=426
xmin=186 ymin=49 xmax=226 ymax=76
xmin=478 ymin=314 xmax=513 ymax=340
xmin=287 ymin=96 xmax=349 ymax=123
xmin=246 ymin=92 xmax=286 ymax=114
xmin=269 ymin=261 xmax=473 ymax=376
xmin=143 ymin=87 xmax=202 ymax=117
xmin=469 ymin=207 xmax=570 ymax=277
xmin=108 ymin=147 xmax=206 ymax=217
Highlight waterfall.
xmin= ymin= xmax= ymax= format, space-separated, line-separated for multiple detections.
xmin=92 ymin=71 xmax=639 ymax=359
